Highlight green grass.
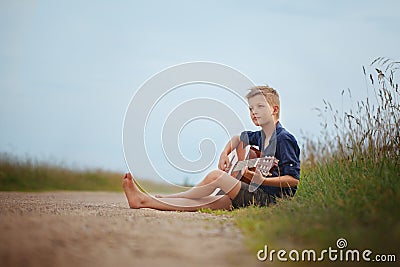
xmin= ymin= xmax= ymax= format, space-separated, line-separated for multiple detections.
xmin=0 ymin=153 xmax=180 ymax=193
xmin=221 ymin=58 xmax=400 ymax=262
xmin=234 ymin=156 xmax=400 ymax=251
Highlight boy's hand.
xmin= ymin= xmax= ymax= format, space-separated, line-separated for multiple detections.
xmin=242 ymin=166 xmax=265 ymax=186
xmin=218 ymin=153 xmax=231 ymax=172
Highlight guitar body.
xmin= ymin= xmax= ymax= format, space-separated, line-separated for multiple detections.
xmin=211 ymin=142 xmax=257 ymax=196
xmin=228 ymin=143 xmax=260 ymax=178
xmin=211 ymin=142 xmax=277 ymax=195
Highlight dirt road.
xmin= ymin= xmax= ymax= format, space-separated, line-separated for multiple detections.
xmin=0 ymin=192 xmax=262 ymax=267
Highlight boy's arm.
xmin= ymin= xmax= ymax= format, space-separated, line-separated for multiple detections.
xmin=218 ymin=135 xmax=240 ymax=171
xmin=260 ymin=175 xmax=299 ymax=187
xmin=242 ymin=167 xmax=299 ymax=187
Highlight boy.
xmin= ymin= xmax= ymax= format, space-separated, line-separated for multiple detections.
xmin=123 ymin=86 xmax=300 ymax=210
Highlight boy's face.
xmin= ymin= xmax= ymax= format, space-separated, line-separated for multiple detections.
xmin=247 ymin=94 xmax=276 ymax=127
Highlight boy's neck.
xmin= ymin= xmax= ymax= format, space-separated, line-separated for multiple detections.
xmin=261 ymin=120 xmax=279 ymax=140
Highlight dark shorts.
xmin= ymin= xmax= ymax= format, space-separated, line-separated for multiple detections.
xmin=230 ymin=182 xmax=276 ymax=209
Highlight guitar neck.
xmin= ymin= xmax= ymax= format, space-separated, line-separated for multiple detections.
xmin=232 ymin=158 xmax=260 ymax=171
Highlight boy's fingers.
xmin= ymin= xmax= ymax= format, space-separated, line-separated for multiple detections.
xmin=243 ymin=166 xmax=253 ymax=176
xmin=220 ymin=158 xmax=228 ymax=169
xmin=245 ymin=168 xmax=256 ymax=177
xmin=226 ymin=158 xmax=231 ymax=167
xmin=219 ymin=156 xmax=227 ymax=168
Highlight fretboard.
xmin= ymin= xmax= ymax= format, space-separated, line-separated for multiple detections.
xmin=232 ymin=158 xmax=260 ymax=172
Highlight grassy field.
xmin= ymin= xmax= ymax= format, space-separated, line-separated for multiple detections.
xmin=231 ymin=58 xmax=400 ymax=263
xmin=1 ymin=58 xmax=398 ymax=263
xmin=0 ymin=153 xmax=180 ymax=194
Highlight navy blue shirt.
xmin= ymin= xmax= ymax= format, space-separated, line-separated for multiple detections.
xmin=239 ymin=122 xmax=300 ymax=197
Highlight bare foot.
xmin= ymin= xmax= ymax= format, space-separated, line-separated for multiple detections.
xmin=122 ymin=173 xmax=147 ymax=209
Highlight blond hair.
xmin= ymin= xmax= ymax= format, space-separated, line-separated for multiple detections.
xmin=246 ymin=85 xmax=280 ymax=118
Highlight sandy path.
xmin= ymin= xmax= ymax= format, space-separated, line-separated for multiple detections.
xmin=0 ymin=192 xmax=262 ymax=267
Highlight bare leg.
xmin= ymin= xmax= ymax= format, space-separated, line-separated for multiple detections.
xmin=154 ymin=169 xmax=241 ymax=200
xmin=123 ymin=173 xmax=233 ymax=211
xmin=156 ymin=142 xmax=254 ymax=199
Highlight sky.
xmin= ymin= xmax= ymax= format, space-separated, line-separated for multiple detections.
xmin=1 ymin=0 xmax=399 ymax=185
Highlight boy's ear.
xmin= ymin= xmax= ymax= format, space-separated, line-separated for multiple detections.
xmin=272 ymin=105 xmax=279 ymax=115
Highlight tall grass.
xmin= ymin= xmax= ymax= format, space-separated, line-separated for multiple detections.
xmin=0 ymin=153 xmax=179 ymax=193
xmin=234 ymin=58 xmax=400 ymax=256
xmin=304 ymin=57 xmax=399 ymax=166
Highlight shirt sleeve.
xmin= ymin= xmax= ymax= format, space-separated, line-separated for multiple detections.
xmin=239 ymin=131 xmax=260 ymax=147
xmin=277 ymin=136 xmax=301 ymax=179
